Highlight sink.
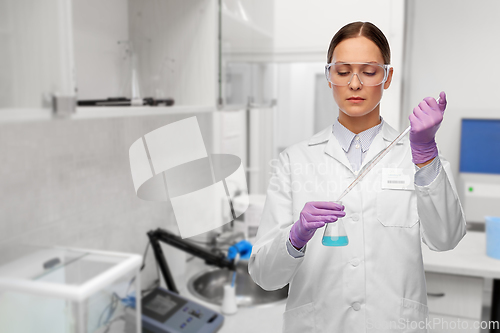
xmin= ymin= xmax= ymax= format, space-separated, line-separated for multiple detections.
xmin=187 ymin=260 xmax=288 ymax=307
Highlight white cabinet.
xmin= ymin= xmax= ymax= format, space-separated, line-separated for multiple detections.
xmin=0 ymin=0 xmax=220 ymax=119
xmin=0 ymin=0 xmax=75 ymax=110
xmin=427 ymin=314 xmax=480 ymax=333
xmin=425 ymin=272 xmax=484 ymax=333
xmin=74 ymin=0 xmax=218 ymax=107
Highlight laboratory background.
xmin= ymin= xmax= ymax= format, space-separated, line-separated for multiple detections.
xmin=1 ymin=0 xmax=500 ymax=332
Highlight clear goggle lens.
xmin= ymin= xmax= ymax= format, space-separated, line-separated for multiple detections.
xmin=325 ymin=62 xmax=391 ymax=87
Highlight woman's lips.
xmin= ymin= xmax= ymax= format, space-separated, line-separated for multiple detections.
xmin=347 ymin=97 xmax=365 ymax=103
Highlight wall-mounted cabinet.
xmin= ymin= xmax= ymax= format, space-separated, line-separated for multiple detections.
xmin=0 ymin=0 xmax=278 ymax=119
xmin=74 ymin=0 xmax=218 ymax=107
xmin=0 ymin=0 xmax=219 ymax=120
xmin=0 ymin=0 xmax=74 ymax=110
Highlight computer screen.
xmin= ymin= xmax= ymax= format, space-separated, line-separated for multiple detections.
xmin=460 ymin=118 xmax=500 ymax=174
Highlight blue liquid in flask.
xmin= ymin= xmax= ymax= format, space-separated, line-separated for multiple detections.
xmin=322 ymin=235 xmax=349 ymax=247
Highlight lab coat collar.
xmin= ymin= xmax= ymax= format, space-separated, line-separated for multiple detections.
xmin=307 ymin=121 xmax=404 ymax=146
xmin=307 ymin=125 xmax=332 ymax=146
xmin=307 ymin=125 xmax=352 ymax=172
xmin=308 ymin=122 xmax=406 ymax=174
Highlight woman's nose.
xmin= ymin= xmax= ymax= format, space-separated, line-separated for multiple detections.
xmin=348 ymin=73 xmax=362 ymax=90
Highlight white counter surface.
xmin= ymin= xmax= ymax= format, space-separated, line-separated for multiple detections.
xmin=422 ymin=230 xmax=500 ymax=279
xmin=173 ymin=230 xmax=498 ymax=333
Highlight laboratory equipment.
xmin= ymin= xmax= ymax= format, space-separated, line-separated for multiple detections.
xmin=322 ymin=96 xmax=441 ymax=246
xmin=335 ymin=95 xmax=442 ymax=203
xmin=322 ymin=201 xmax=348 ymax=246
xmin=292 ymin=202 xmax=345 ymax=249
xmin=459 ymin=119 xmax=500 ymax=223
xmin=486 ymin=216 xmax=500 ymax=260
xmin=145 ymin=228 xmax=244 ymax=331
xmin=321 ymin=126 xmax=411 ymax=246
xmin=346 ymin=126 xmax=410 ymax=199
xmin=221 ymin=284 xmax=237 ymax=315
xmin=141 ymin=286 xmax=224 ymax=333
xmin=187 ymin=260 xmax=288 ymax=307
xmin=78 ymin=97 xmax=174 ymax=107
xmin=147 ymin=228 xmax=235 ymax=294
xmin=0 ymin=246 xmax=142 ymax=333
xmin=227 ymin=240 xmax=252 ymax=260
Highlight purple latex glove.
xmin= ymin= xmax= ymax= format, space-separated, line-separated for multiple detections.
xmin=409 ymin=91 xmax=447 ymax=164
xmin=289 ymin=201 xmax=345 ymax=249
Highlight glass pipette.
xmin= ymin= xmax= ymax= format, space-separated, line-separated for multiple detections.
xmin=336 ymin=125 xmax=410 ymax=201
xmin=322 ymin=96 xmax=441 ymax=246
xmin=336 ymin=95 xmax=440 ymax=202
xmin=321 ymin=125 xmax=410 ymax=246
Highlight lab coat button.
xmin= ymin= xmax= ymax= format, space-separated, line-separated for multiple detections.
xmin=352 ymin=302 xmax=361 ymax=311
xmin=350 ymin=258 xmax=360 ymax=267
xmin=352 ymin=214 xmax=359 ymax=221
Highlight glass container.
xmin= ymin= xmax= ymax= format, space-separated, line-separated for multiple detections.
xmin=322 ymin=201 xmax=348 ymax=246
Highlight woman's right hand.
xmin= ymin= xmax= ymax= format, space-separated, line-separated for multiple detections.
xmin=289 ymin=201 xmax=346 ymax=249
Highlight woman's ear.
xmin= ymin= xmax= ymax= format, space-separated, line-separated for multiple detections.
xmin=384 ymin=67 xmax=393 ymax=89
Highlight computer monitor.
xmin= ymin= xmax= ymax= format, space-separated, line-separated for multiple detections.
xmin=459 ymin=119 xmax=500 ymax=223
xmin=460 ymin=119 xmax=500 ymax=174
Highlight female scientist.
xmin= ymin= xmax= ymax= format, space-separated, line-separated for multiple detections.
xmin=248 ymin=21 xmax=466 ymax=333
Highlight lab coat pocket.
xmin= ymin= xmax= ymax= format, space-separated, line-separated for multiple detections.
xmin=400 ymin=298 xmax=429 ymax=333
xmin=377 ymin=189 xmax=418 ymax=227
xmin=282 ymin=302 xmax=315 ymax=333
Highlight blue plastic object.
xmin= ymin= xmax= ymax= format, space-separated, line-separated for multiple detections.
xmin=227 ymin=240 xmax=253 ymax=260
xmin=231 ymin=271 xmax=237 ymax=287
xmin=486 ymin=216 xmax=500 ymax=260
xmin=227 ymin=246 xmax=238 ymax=260
xmin=121 ymin=295 xmax=136 ymax=309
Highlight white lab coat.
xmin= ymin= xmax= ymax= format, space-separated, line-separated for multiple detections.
xmin=248 ymin=122 xmax=466 ymax=333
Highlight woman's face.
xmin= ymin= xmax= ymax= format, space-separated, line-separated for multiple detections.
xmin=329 ymin=36 xmax=393 ymax=118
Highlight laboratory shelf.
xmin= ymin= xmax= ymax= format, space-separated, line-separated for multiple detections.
xmin=73 ymin=105 xmax=215 ymax=120
xmin=0 ymin=105 xmax=216 ymax=123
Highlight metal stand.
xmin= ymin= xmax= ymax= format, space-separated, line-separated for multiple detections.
xmin=147 ymin=228 xmax=235 ymax=294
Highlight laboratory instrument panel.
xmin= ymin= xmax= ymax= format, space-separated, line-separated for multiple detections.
xmin=142 ymin=287 xmax=223 ymax=333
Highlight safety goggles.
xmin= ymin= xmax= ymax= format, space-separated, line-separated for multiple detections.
xmin=325 ymin=62 xmax=392 ymax=86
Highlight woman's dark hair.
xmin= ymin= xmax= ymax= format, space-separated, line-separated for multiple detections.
xmin=327 ymin=21 xmax=391 ymax=64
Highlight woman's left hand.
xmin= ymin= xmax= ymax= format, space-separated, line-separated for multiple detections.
xmin=408 ymin=91 xmax=447 ymax=164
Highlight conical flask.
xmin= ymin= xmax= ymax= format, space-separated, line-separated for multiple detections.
xmin=322 ymin=201 xmax=348 ymax=246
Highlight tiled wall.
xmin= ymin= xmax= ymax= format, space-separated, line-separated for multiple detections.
xmin=0 ymin=111 xmax=213 ymax=288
